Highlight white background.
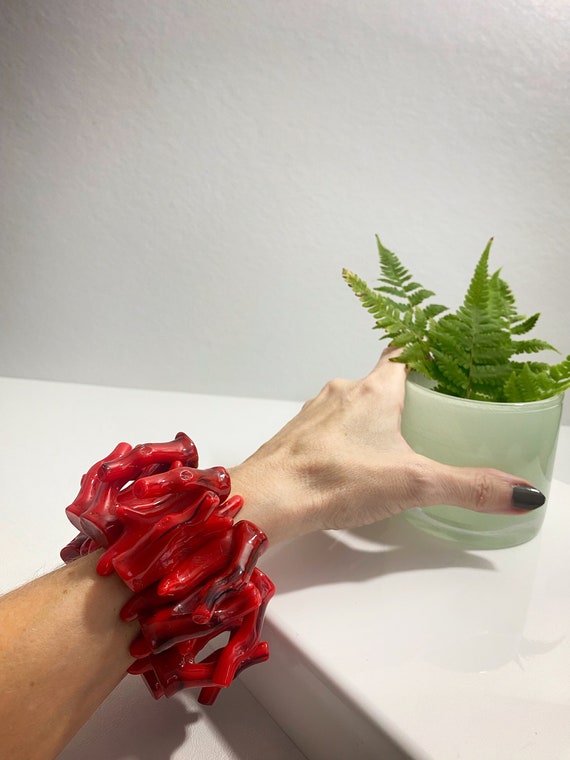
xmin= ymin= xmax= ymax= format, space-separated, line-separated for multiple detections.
xmin=2 ymin=0 xmax=569 ymax=421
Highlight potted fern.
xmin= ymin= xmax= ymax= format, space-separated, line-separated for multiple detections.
xmin=343 ymin=237 xmax=569 ymax=548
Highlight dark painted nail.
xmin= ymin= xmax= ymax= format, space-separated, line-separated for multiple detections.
xmin=512 ymin=485 xmax=546 ymax=510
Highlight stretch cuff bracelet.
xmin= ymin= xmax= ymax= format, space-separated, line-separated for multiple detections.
xmin=60 ymin=432 xmax=274 ymax=705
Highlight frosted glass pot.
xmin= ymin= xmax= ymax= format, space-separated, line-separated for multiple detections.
xmin=401 ymin=374 xmax=564 ymax=549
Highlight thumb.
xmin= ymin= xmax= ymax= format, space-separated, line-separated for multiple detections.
xmin=427 ymin=462 xmax=546 ymax=515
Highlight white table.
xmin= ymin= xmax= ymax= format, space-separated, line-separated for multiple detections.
xmin=2 ymin=377 xmax=569 ymax=760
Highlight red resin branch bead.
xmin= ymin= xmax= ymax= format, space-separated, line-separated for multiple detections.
xmin=128 ymin=568 xmax=266 ymax=657
xmin=198 ymin=640 xmax=270 ymax=705
xmin=127 ymin=612 xmax=272 ymax=703
xmin=128 ymin=640 xmax=222 ymax=699
xmin=97 ymin=482 xmax=230 ymax=583
xmin=211 ymin=568 xmax=275 ymax=687
xmin=111 ymin=512 xmax=235 ymax=593
xmin=157 ymin=520 xmax=266 ymax=611
xmin=65 ymin=442 xmax=132 ymax=535
xmin=60 ymin=433 xmax=274 ymax=705
xmin=60 ymin=532 xmax=91 ymax=563
xmin=98 ymin=432 xmax=199 ymax=483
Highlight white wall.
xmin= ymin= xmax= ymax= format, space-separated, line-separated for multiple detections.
xmin=1 ymin=0 xmax=569 ymax=421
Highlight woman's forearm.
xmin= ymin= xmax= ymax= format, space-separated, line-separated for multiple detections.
xmin=0 ymin=551 xmax=138 ymax=760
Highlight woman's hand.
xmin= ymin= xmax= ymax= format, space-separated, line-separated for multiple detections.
xmin=232 ymin=347 xmax=543 ymax=544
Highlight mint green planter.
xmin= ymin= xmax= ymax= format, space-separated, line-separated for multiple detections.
xmin=401 ymin=373 xmax=564 ymax=549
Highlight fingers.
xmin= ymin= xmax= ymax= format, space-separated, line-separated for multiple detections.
xmin=427 ymin=461 xmax=546 ymax=515
xmin=355 ymin=346 xmax=408 ymax=426
xmin=368 ymin=345 xmax=405 ymax=374
xmin=366 ymin=346 xmax=407 ymax=389
xmin=304 ymin=346 xmax=406 ymax=407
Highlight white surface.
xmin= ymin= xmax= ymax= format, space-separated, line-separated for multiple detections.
xmin=2 ymin=1 xmax=570 ymax=423
xmin=59 ymin=675 xmax=306 ymax=760
xmin=2 ymin=376 xmax=569 ymax=759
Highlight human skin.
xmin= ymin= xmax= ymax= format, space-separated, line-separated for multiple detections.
xmin=0 ymin=551 xmax=137 ymax=760
xmin=0 ymin=348 xmax=539 ymax=760
xmin=231 ymin=347 xmax=536 ymax=543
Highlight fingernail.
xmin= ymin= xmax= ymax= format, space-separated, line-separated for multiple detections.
xmin=512 ymin=485 xmax=546 ymax=510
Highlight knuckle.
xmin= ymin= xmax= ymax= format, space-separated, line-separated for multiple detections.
xmin=404 ymin=460 xmax=435 ymax=503
xmin=322 ymin=377 xmax=349 ymax=395
xmin=473 ymin=472 xmax=493 ymax=509
xmin=356 ymin=377 xmax=376 ymax=395
xmin=302 ymin=376 xmax=354 ymax=410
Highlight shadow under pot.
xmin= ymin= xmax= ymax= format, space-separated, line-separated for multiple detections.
xmin=401 ymin=372 xmax=564 ymax=549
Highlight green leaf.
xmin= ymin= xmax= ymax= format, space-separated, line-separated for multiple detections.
xmin=343 ymin=236 xmax=570 ymax=402
xmin=503 ymin=364 xmax=555 ymax=402
xmin=511 ymin=313 xmax=540 ymax=336
xmin=511 ymin=338 xmax=558 ymax=355
xmin=550 ymin=355 xmax=570 ymax=382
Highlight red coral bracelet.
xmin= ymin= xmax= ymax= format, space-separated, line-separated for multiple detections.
xmin=60 ymin=432 xmax=274 ymax=705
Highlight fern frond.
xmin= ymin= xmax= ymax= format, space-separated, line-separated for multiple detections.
xmin=375 ymin=236 xmax=414 ymax=287
xmin=503 ymin=364 xmax=555 ymax=402
xmin=511 ymin=313 xmax=540 ymax=336
xmin=342 ymin=269 xmax=427 ymax=351
xmin=342 ymin=241 xmax=449 ymax=375
xmin=375 ymin=285 xmax=413 ymax=303
xmin=397 ymin=343 xmax=433 ymax=376
xmin=344 ymin=236 xmax=568 ymax=403
xmin=545 ymin=355 xmax=570 ymax=396
xmin=549 ymin=355 xmax=570 ymax=383
xmin=430 ymin=348 xmax=469 ymax=395
xmin=489 ymin=270 xmax=517 ymax=322
xmin=511 ymin=338 xmax=558 ymax=355
xmin=403 ymin=281 xmax=425 ymax=293
xmin=469 ymin=363 xmax=513 ymax=383
xmin=464 ymin=239 xmax=492 ymax=309
xmin=428 ymin=297 xmax=510 ymax=398
xmin=424 ymin=303 xmax=448 ymax=320
xmin=343 ymin=270 xmax=403 ymax=333
xmin=408 ymin=288 xmax=438 ymax=307
xmin=508 ymin=360 xmax=551 ymax=374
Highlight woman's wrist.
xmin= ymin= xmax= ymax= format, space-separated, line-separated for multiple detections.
xmin=228 ymin=458 xmax=324 ymax=545
xmin=57 ymin=551 xmax=139 ymax=684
